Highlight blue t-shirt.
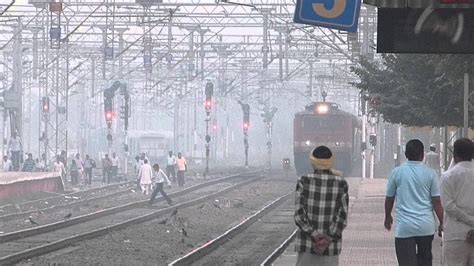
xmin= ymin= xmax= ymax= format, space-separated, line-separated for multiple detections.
xmin=386 ymin=161 xmax=440 ymax=238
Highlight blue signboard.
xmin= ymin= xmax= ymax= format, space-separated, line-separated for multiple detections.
xmin=294 ymin=0 xmax=362 ymax=32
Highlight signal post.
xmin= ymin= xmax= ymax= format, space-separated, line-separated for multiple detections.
xmin=204 ymin=82 xmax=213 ymax=178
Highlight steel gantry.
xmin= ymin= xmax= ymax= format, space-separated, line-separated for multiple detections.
xmin=0 ymin=0 xmax=376 ymax=167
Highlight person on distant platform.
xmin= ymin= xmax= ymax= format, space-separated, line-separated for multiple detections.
xmin=35 ymin=159 xmax=45 ymax=172
xmin=8 ymin=132 xmax=22 ymax=171
xmin=149 ymin=163 xmax=172 ymax=205
xmin=53 ymin=155 xmax=66 ymax=180
xmin=2 ymin=155 xmax=12 ymax=172
xmin=384 ymin=139 xmax=444 ymax=266
xmin=440 ymin=138 xmax=474 ymax=265
xmin=294 ymin=146 xmax=348 ymax=266
xmin=424 ymin=143 xmax=441 ymax=176
xmin=21 ymin=153 xmax=36 ymax=172
xmin=138 ymin=159 xmax=153 ymax=195
xmin=175 ymin=152 xmax=187 ymax=188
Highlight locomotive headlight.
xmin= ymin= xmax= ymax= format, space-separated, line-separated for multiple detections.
xmin=335 ymin=141 xmax=340 ymax=146
xmin=305 ymin=140 xmax=311 ymax=146
xmin=316 ymin=104 xmax=329 ymax=114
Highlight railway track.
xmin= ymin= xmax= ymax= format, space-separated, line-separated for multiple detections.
xmin=0 ymin=178 xmax=134 ymax=216
xmin=0 ymin=170 xmax=263 ymax=265
xmin=0 ymin=182 xmax=136 ymax=223
xmin=169 ymin=190 xmax=295 ymax=266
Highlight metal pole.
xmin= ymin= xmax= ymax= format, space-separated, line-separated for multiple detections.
xmin=397 ymin=125 xmax=402 ymax=167
xmin=0 ymin=106 xmax=4 ymax=159
xmin=278 ymin=30 xmax=283 ymax=82
xmin=362 ymin=100 xmax=367 ymax=178
xmin=463 ymin=73 xmax=469 ymax=137
xmin=442 ymin=126 xmax=448 ymax=170
xmin=308 ymin=60 xmax=313 ymax=97
xmin=167 ymin=10 xmax=173 ymax=71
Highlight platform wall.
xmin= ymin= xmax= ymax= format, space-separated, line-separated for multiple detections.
xmin=0 ymin=172 xmax=64 ymax=200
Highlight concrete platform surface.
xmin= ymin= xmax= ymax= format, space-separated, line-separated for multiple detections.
xmin=273 ymin=178 xmax=442 ymax=266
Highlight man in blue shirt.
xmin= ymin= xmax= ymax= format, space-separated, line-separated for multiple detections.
xmin=384 ymin=139 xmax=444 ymax=266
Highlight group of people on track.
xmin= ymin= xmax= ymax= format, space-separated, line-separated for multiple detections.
xmin=136 ymin=151 xmax=187 ymax=206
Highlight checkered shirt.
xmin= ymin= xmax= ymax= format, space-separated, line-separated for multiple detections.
xmin=294 ymin=169 xmax=349 ymax=256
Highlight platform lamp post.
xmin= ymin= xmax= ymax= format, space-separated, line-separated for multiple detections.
xmin=204 ymin=82 xmax=213 ymax=178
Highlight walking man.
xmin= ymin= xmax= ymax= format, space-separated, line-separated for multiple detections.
xmin=149 ymin=164 xmax=172 ymax=205
xmin=424 ymin=143 xmax=441 ymax=176
xmin=8 ymin=132 xmax=21 ymax=171
xmin=138 ymin=159 xmax=153 ymax=195
xmin=176 ymin=152 xmax=187 ymax=188
xmin=384 ymin=139 xmax=444 ymax=266
xmin=166 ymin=151 xmax=177 ymax=183
xmin=294 ymin=146 xmax=349 ymax=266
xmin=22 ymin=153 xmax=36 ymax=172
xmin=440 ymin=138 xmax=474 ymax=265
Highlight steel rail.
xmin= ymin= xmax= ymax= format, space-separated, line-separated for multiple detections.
xmin=0 ymin=174 xmax=263 ymax=265
xmin=168 ymin=190 xmax=293 ymax=266
xmin=260 ymin=229 xmax=297 ymax=266
xmin=0 ymin=179 xmax=133 ymax=212
xmin=0 ymin=183 xmax=135 ymax=222
xmin=0 ymin=170 xmax=261 ymax=244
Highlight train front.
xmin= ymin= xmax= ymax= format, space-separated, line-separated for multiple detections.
xmin=293 ymin=102 xmax=355 ymax=177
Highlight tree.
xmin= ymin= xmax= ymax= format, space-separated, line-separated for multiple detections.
xmin=351 ymin=54 xmax=474 ymax=127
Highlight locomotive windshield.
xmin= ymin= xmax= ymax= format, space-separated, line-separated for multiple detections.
xmin=302 ymin=115 xmax=345 ymax=131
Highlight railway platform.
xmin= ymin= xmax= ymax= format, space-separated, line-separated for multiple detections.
xmin=0 ymin=172 xmax=64 ymax=200
xmin=273 ymin=178 xmax=442 ymax=266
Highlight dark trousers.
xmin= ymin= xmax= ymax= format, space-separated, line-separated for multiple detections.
xmin=149 ymin=183 xmax=172 ymax=205
xmin=177 ymin=170 xmax=185 ymax=187
xmin=11 ymin=151 xmax=20 ymax=171
xmin=84 ymin=168 xmax=93 ymax=184
xmin=111 ymin=166 xmax=118 ymax=179
xmin=102 ymin=168 xmax=111 ymax=184
xmin=71 ymin=172 xmax=78 ymax=186
xmin=166 ymin=166 xmax=176 ymax=183
xmin=395 ymin=235 xmax=434 ymax=266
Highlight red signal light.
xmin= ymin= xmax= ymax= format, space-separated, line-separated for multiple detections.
xmin=243 ymin=122 xmax=249 ymax=129
xmin=42 ymin=97 xmax=50 ymax=113
xmin=105 ymin=111 xmax=113 ymax=120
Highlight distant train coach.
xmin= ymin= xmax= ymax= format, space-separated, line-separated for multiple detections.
xmin=293 ymin=102 xmax=360 ymax=176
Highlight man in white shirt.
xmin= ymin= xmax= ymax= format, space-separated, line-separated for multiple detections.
xmin=166 ymin=151 xmax=176 ymax=183
xmin=3 ymin=155 xmax=12 ymax=172
xmin=52 ymin=156 xmax=66 ymax=180
xmin=149 ymin=163 xmax=172 ymax=205
xmin=111 ymin=152 xmax=120 ymax=180
xmin=440 ymin=138 xmax=474 ymax=265
xmin=424 ymin=144 xmax=440 ymax=176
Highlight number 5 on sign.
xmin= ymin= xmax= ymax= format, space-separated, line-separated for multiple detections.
xmin=313 ymin=0 xmax=346 ymax=19
xmin=293 ymin=0 xmax=361 ymax=32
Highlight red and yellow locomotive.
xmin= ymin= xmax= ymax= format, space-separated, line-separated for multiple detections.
xmin=293 ymin=102 xmax=360 ymax=176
